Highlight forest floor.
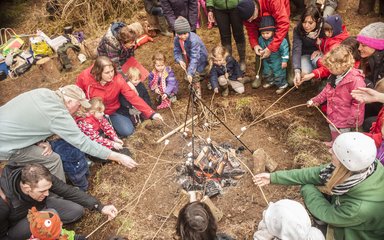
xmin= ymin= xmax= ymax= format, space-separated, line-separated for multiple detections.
xmin=0 ymin=0 xmax=383 ymax=239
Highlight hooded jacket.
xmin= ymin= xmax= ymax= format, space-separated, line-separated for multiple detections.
xmin=76 ymin=66 xmax=155 ymax=118
xmin=243 ymin=0 xmax=290 ymax=52
xmin=0 ymin=165 xmax=103 ymax=239
xmin=312 ymin=68 xmax=366 ymax=129
xmin=160 ymin=0 xmax=198 ymax=31
xmin=364 ymin=50 xmax=384 ymax=88
xmin=209 ymin=55 xmax=242 ymax=90
xmin=271 ymin=161 xmax=384 ymax=240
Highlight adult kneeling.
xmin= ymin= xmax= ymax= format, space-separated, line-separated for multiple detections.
xmin=254 ymin=132 xmax=384 ymax=240
xmin=0 ymin=163 xmax=118 ymax=239
xmin=76 ymin=56 xmax=162 ymax=137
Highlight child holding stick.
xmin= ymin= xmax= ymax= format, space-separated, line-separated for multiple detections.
xmin=307 ymin=45 xmax=365 ymax=146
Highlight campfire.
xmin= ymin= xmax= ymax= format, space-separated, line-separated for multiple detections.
xmin=176 ymin=139 xmax=245 ymax=197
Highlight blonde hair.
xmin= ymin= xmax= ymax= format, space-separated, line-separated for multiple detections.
xmin=322 ymin=45 xmax=355 ymax=73
xmin=208 ymin=45 xmax=229 ymax=71
xmin=88 ymin=97 xmax=105 ymax=113
xmin=127 ymin=67 xmax=141 ymax=81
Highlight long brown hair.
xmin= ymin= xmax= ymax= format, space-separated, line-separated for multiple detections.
xmin=90 ymin=56 xmax=116 ymax=82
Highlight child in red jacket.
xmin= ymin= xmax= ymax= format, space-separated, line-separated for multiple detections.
xmin=301 ymin=14 xmax=349 ymax=82
xmin=307 ymin=45 xmax=365 ymax=147
xmin=77 ymin=97 xmax=124 ymax=150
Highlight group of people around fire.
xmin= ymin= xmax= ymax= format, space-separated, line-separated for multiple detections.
xmin=0 ymin=0 xmax=384 ymax=239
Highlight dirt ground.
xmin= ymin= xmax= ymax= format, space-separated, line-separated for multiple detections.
xmin=0 ymin=0 xmax=383 ymax=239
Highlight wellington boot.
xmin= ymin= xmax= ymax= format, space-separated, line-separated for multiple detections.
xmin=221 ymin=85 xmax=229 ymax=97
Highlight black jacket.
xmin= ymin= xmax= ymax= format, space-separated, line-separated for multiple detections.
xmin=0 ymin=165 xmax=103 ymax=239
xmin=209 ymin=55 xmax=242 ymax=90
xmin=364 ymin=50 xmax=384 ymax=88
xmin=160 ymin=0 xmax=198 ymax=31
xmin=292 ymin=24 xmax=318 ymax=71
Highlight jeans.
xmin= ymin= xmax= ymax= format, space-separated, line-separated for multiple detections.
xmin=109 ymin=112 xmax=135 ymax=137
xmin=300 ymin=54 xmax=319 ymax=74
xmin=6 ymin=197 xmax=84 ymax=239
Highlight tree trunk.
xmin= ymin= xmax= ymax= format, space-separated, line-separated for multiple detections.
xmin=36 ymin=57 xmax=61 ymax=83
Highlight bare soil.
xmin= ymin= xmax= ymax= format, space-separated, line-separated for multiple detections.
xmin=0 ymin=0 xmax=383 ymax=239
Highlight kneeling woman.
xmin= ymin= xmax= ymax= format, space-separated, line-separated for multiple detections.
xmin=254 ymin=132 xmax=384 ymax=240
xmin=77 ymin=56 xmax=162 ymax=137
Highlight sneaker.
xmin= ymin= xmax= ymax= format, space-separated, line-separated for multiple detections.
xmin=169 ymin=95 xmax=177 ymax=103
xmin=252 ymin=76 xmax=261 ymax=89
xmin=276 ymin=84 xmax=288 ymax=94
xmin=263 ymin=83 xmax=273 ymax=89
xmin=239 ymin=76 xmax=251 ymax=84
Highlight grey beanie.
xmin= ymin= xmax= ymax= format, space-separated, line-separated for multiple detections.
xmin=174 ymin=16 xmax=191 ymax=34
xmin=357 ymin=22 xmax=384 ymax=50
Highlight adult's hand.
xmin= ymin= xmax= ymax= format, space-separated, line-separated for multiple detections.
xmin=101 ymin=205 xmax=118 ymax=220
xmin=253 ymin=173 xmax=271 ymax=186
xmin=108 ymin=151 xmax=138 ymax=168
xmin=254 ymin=45 xmax=263 ymax=56
xmin=261 ymin=48 xmax=271 ymax=59
xmin=113 ymin=142 xmax=123 ymax=150
xmin=351 ymin=87 xmax=384 ymax=104
xmin=37 ymin=141 xmax=53 ymax=156
xmin=179 ymin=61 xmax=187 ymax=71
xmin=293 ymin=71 xmax=302 ymax=88
xmin=152 ymin=113 xmax=163 ymax=121
xmin=208 ymin=11 xmax=215 ymax=23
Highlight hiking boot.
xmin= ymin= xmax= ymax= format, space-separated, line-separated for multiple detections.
xmin=263 ymin=83 xmax=273 ymax=89
xmin=169 ymin=95 xmax=177 ymax=103
xmin=276 ymin=83 xmax=288 ymax=94
xmin=252 ymin=76 xmax=261 ymax=89
xmin=160 ymin=30 xmax=173 ymax=37
xmin=221 ymin=85 xmax=229 ymax=97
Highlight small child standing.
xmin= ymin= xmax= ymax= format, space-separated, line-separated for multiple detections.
xmin=208 ymin=45 xmax=246 ymax=96
xmin=258 ymin=16 xmax=289 ymax=94
xmin=118 ymin=67 xmax=153 ymax=124
xmin=148 ymin=53 xmax=178 ymax=109
xmin=307 ymin=45 xmax=366 ymax=146
xmin=173 ymin=16 xmax=208 ymax=99
xmin=77 ymin=97 xmax=124 ymax=150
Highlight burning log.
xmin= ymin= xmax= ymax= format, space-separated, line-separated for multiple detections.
xmin=201 ymin=196 xmax=223 ymax=222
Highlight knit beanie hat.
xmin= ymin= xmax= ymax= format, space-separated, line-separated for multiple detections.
xmin=174 ymin=16 xmax=191 ymax=35
xmin=325 ymin=14 xmax=343 ymax=37
xmin=237 ymin=0 xmax=256 ymax=21
xmin=259 ymin=16 xmax=276 ymax=32
xmin=357 ymin=22 xmax=384 ymax=50
xmin=28 ymin=207 xmax=63 ymax=240
xmin=264 ymin=199 xmax=325 ymax=240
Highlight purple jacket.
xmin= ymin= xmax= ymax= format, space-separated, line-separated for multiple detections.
xmin=148 ymin=66 xmax=178 ymax=96
xmin=160 ymin=0 xmax=198 ymax=31
xmin=312 ymin=68 xmax=366 ymax=129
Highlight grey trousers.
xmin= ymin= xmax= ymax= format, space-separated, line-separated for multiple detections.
xmin=8 ymin=144 xmax=66 ymax=182
xmin=6 ymin=196 xmax=84 ymax=239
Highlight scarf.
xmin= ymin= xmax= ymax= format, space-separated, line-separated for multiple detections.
xmin=318 ymin=162 xmax=376 ymax=195
xmin=149 ymin=68 xmax=169 ymax=94
xmin=179 ymin=39 xmax=189 ymax=65
xmin=306 ymin=21 xmax=323 ymax=40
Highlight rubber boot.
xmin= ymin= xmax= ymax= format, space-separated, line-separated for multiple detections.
xmin=236 ymin=42 xmax=246 ymax=72
xmin=252 ymin=75 xmax=261 ymax=89
xmin=221 ymin=84 xmax=229 ymax=97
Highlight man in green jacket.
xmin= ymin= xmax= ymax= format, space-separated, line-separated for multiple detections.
xmin=254 ymin=132 xmax=384 ymax=240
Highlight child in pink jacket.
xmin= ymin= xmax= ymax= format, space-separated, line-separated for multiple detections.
xmin=307 ymin=45 xmax=365 ymax=146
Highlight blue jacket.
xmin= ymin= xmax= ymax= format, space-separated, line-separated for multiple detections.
xmin=209 ymin=55 xmax=242 ymax=90
xmin=174 ymin=32 xmax=208 ymax=76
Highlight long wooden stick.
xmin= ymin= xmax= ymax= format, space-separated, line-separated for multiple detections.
xmin=157 ymin=116 xmax=198 ymax=143
xmin=314 ymin=105 xmax=341 ymax=134
xmin=238 ymin=86 xmax=295 ymax=138
xmin=151 ymin=196 xmax=182 ymax=239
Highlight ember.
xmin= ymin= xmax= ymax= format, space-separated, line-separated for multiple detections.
xmin=176 ymin=139 xmax=245 ymax=197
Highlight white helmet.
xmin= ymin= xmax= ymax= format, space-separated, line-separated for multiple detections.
xmin=332 ymin=132 xmax=376 ymax=171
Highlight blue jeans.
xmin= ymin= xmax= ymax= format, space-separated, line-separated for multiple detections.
xmin=109 ymin=112 xmax=135 ymax=137
xmin=301 ymin=54 xmax=320 ymax=74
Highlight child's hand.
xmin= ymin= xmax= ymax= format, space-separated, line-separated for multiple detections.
xmin=155 ymin=89 xmax=161 ymax=95
xmin=316 ymin=38 xmax=321 ymax=45
xmin=254 ymin=45 xmax=263 ymax=56
xmin=302 ymin=73 xmax=315 ymax=82
xmin=307 ymin=99 xmax=318 ymax=107
xmin=214 ymin=87 xmax=219 ymax=94
xmin=311 ymin=50 xmax=320 ymax=60
xmin=281 ymin=62 xmax=287 ymax=69
xmin=114 ymin=137 xmax=124 ymax=145
xmin=162 ymin=94 xmax=168 ymax=100
xmin=179 ymin=61 xmax=187 ymax=71
xmin=260 ymin=48 xmax=271 ymax=59
xmin=113 ymin=142 xmax=123 ymax=150
xmin=187 ymin=75 xmax=193 ymax=83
